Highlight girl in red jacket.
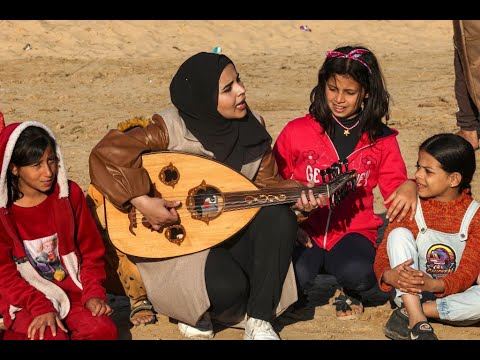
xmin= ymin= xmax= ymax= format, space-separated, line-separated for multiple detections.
xmin=0 ymin=116 xmax=117 ymax=340
xmin=273 ymin=45 xmax=417 ymax=320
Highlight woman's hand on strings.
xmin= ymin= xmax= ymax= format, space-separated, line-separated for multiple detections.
xmin=130 ymin=195 xmax=181 ymax=230
xmin=293 ymin=181 xmax=327 ymax=212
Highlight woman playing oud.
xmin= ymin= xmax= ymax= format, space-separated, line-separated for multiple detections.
xmin=89 ymin=52 xmax=332 ymax=340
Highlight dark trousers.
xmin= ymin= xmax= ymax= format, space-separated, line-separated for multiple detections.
xmin=455 ymin=47 xmax=479 ymax=130
xmin=293 ymin=232 xmax=389 ymax=305
xmin=205 ymin=205 xmax=297 ymax=321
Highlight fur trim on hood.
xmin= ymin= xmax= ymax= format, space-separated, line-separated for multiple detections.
xmin=0 ymin=119 xmax=68 ymax=208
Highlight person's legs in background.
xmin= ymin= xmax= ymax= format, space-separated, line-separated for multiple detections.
xmin=454 ymin=44 xmax=480 ymax=149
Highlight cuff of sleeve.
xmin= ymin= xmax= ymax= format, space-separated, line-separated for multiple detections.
xmin=378 ymin=273 xmax=393 ymax=293
xmin=82 ymin=290 xmax=108 ymax=306
xmin=30 ymin=303 xmax=57 ymax=319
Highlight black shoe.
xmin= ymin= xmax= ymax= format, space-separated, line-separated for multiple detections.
xmin=384 ymin=307 xmax=410 ymax=340
xmin=409 ymin=321 xmax=438 ymax=340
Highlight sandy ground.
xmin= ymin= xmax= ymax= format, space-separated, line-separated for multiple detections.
xmin=1 ymin=20 xmax=479 ymax=340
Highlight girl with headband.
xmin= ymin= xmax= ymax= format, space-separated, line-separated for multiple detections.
xmin=273 ymin=44 xmax=417 ymax=321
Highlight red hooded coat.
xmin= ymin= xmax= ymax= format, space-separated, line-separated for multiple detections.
xmin=0 ymin=118 xmax=107 ymax=329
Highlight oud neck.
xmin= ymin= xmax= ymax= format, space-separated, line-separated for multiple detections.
xmin=223 ymin=185 xmax=329 ymax=211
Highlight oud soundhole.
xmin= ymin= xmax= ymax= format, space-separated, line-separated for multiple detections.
xmin=165 ymin=224 xmax=185 ymax=246
xmin=159 ymin=162 xmax=179 ymax=188
xmin=187 ymin=181 xmax=224 ymax=224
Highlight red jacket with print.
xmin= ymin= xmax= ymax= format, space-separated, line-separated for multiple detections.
xmin=273 ymin=113 xmax=408 ymax=251
xmin=0 ymin=181 xmax=108 ymax=329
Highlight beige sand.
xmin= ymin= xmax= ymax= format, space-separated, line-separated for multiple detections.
xmin=1 ymin=20 xmax=479 ymax=340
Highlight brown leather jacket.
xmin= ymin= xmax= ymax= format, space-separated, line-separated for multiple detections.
xmin=89 ymin=111 xmax=301 ymax=211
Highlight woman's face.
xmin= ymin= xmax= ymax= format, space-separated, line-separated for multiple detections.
xmin=325 ymin=74 xmax=366 ymax=119
xmin=217 ymin=63 xmax=247 ymax=119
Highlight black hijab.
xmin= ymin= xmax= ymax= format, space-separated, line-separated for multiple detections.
xmin=170 ymin=52 xmax=272 ymax=172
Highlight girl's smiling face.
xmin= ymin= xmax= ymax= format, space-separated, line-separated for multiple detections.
xmin=325 ymin=74 xmax=366 ymax=119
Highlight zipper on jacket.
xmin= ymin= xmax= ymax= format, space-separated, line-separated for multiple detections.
xmin=323 ymin=209 xmax=332 ymax=248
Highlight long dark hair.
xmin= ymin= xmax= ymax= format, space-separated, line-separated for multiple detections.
xmin=309 ymin=44 xmax=390 ymax=143
xmin=419 ymin=133 xmax=476 ymax=193
xmin=7 ymin=126 xmax=57 ymax=203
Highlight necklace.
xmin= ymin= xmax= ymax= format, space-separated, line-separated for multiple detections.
xmin=332 ymin=114 xmax=360 ymax=136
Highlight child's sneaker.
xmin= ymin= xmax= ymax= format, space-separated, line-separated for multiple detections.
xmin=243 ymin=317 xmax=280 ymax=340
xmin=409 ymin=321 xmax=438 ymax=340
xmin=384 ymin=307 xmax=410 ymax=340
xmin=178 ymin=312 xmax=214 ymax=339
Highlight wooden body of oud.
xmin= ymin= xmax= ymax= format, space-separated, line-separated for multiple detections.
xmin=104 ymin=152 xmax=260 ymax=259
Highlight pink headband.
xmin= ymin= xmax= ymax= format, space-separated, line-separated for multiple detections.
xmin=325 ymin=49 xmax=372 ymax=74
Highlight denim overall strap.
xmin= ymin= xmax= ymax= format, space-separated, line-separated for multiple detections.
xmin=414 ymin=197 xmax=427 ymax=234
xmin=458 ymin=200 xmax=480 ymax=240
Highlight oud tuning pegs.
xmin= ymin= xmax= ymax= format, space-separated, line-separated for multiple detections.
xmin=331 ymin=162 xmax=339 ymax=177
xmin=338 ymin=160 xmax=348 ymax=174
xmin=325 ymin=168 xmax=332 ymax=181
xmin=330 ymin=192 xmax=341 ymax=209
xmin=320 ymin=169 xmax=327 ymax=183
xmin=329 ymin=194 xmax=335 ymax=209
xmin=350 ymin=179 xmax=357 ymax=192
xmin=322 ymin=160 xmax=357 ymax=211
xmin=335 ymin=194 xmax=341 ymax=206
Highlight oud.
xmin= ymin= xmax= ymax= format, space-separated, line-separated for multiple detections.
xmin=102 ymin=152 xmax=356 ymax=258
